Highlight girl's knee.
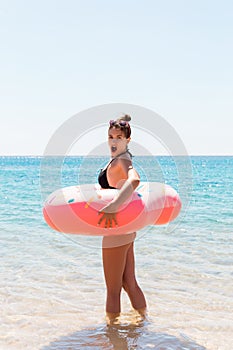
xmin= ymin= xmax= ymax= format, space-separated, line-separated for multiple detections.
xmin=122 ymin=278 xmax=137 ymax=294
xmin=107 ymin=286 xmax=122 ymax=296
xmin=122 ymin=281 xmax=128 ymax=293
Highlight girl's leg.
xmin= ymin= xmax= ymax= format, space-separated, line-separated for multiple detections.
xmin=122 ymin=242 xmax=147 ymax=316
xmin=102 ymin=242 xmax=131 ymax=322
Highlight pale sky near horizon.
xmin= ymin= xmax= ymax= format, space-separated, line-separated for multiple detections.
xmin=0 ymin=0 xmax=233 ymax=156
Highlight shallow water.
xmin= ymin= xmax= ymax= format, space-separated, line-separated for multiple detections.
xmin=0 ymin=156 xmax=233 ymax=349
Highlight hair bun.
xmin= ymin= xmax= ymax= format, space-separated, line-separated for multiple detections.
xmin=119 ymin=114 xmax=131 ymax=122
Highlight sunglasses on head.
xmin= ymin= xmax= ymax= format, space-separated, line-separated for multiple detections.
xmin=109 ymin=120 xmax=128 ymax=127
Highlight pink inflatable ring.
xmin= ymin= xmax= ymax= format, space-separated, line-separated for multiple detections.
xmin=43 ymin=182 xmax=181 ymax=236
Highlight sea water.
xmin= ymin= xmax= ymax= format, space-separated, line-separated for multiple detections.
xmin=0 ymin=156 xmax=232 ymax=350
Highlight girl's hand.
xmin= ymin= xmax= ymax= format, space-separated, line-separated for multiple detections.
xmin=98 ymin=203 xmax=118 ymax=228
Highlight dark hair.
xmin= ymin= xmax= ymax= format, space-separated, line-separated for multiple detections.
xmin=108 ymin=114 xmax=131 ymax=139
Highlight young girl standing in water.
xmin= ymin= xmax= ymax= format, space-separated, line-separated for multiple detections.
xmin=98 ymin=114 xmax=147 ymax=324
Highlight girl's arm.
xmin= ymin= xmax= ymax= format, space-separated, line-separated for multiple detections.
xmin=105 ymin=167 xmax=140 ymax=211
xmin=98 ymin=160 xmax=140 ymax=227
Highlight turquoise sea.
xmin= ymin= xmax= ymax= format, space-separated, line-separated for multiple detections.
xmin=0 ymin=156 xmax=232 ymax=350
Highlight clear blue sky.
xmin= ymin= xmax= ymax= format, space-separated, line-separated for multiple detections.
xmin=1 ymin=0 xmax=232 ymax=155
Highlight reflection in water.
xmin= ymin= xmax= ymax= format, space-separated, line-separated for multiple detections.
xmin=42 ymin=318 xmax=206 ymax=350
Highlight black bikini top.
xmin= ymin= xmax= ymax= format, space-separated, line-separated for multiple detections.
xmin=98 ymin=150 xmax=132 ymax=189
xmin=98 ymin=158 xmax=116 ymax=189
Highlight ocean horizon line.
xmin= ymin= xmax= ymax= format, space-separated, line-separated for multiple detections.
xmin=0 ymin=154 xmax=233 ymax=157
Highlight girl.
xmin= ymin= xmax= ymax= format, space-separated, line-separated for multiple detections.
xmin=98 ymin=114 xmax=147 ymax=324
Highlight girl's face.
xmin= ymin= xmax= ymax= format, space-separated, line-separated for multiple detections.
xmin=108 ymin=127 xmax=130 ymax=157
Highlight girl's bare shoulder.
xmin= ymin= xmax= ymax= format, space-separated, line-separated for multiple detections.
xmin=112 ymin=153 xmax=132 ymax=169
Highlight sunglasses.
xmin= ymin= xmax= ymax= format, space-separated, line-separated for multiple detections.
xmin=109 ymin=120 xmax=129 ymax=127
